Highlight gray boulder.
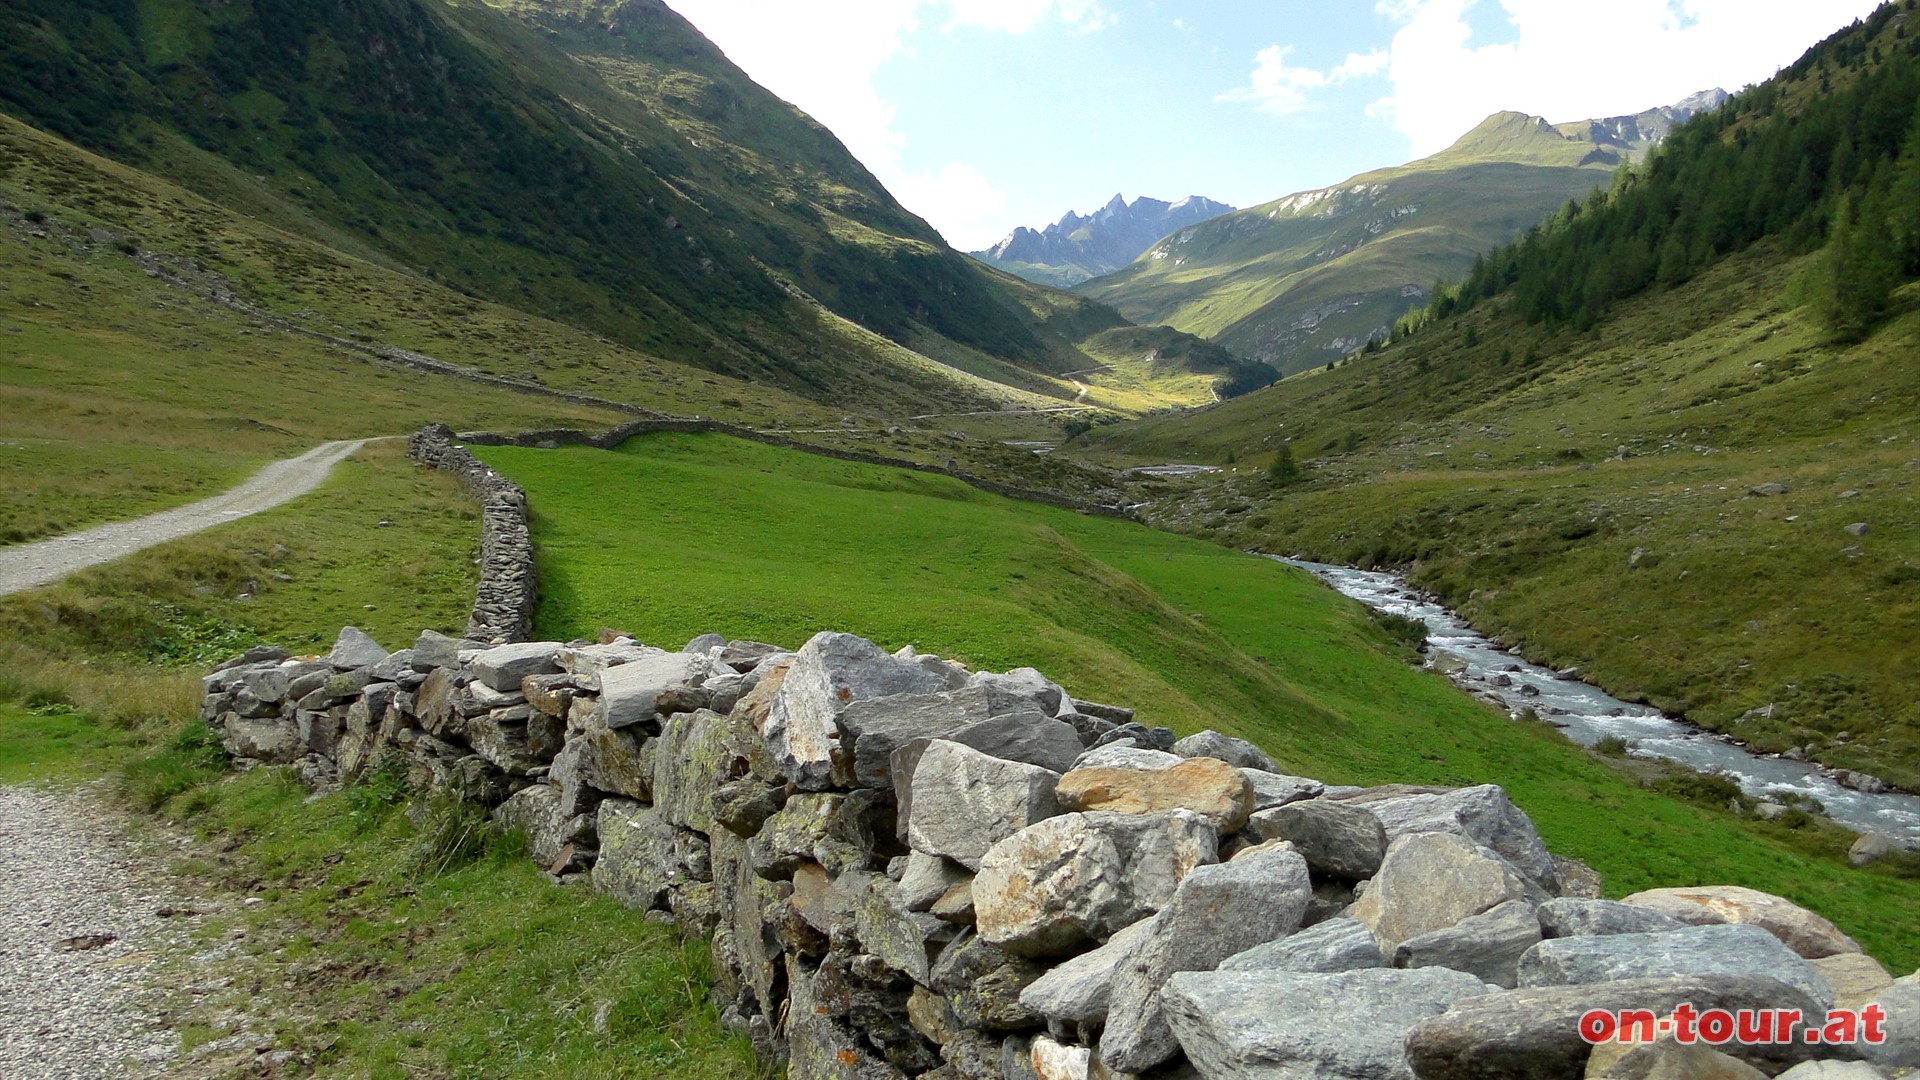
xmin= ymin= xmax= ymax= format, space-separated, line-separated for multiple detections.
xmin=1244 ymin=800 xmax=1386 ymax=879
xmin=1172 ymin=730 xmax=1276 ymax=772
xmin=906 ymin=740 xmax=1061 ymax=870
xmin=651 ymin=709 xmax=732 ymax=834
xmin=1072 ymin=744 xmax=1182 ymax=772
xmin=1017 ymin=917 xmax=1159 ymax=1025
xmin=1221 ymin=917 xmax=1387 ymax=974
xmin=1403 ymin=974 xmax=1835 ymax=1080
xmin=412 ymin=629 xmax=462 ymax=671
xmin=898 ymin=851 xmax=972 ymax=913
xmin=592 ymin=800 xmax=694 ymax=910
xmin=1242 ymin=769 xmax=1326 ymax=811
xmin=766 ymin=632 xmax=947 ymax=790
xmin=1517 ymin=923 xmax=1836 ymax=1009
xmin=328 ymin=626 xmax=390 ymax=670
xmin=1860 ymin=974 xmax=1919 ymax=1070
xmin=221 ymin=713 xmax=302 ymax=764
xmin=974 ymin=810 xmax=1218 ymax=958
xmin=837 ymin=688 xmax=992 ymax=788
xmin=967 ymin=667 xmax=1067 ymax=716
xmin=1393 ymin=899 xmax=1540 ymax=989
xmin=492 ymin=783 xmax=593 ymax=871
xmin=947 ymin=712 xmax=1085 ymax=775
xmin=1350 ymin=832 xmax=1538 ymax=952
xmin=1777 ymin=1065 xmax=1889 ymax=1080
xmin=1162 ymin=967 xmax=1495 ymax=1080
xmin=598 ymin=651 xmax=714 ymax=730
xmin=1101 ymin=843 xmax=1313 ymax=1072
xmin=1335 ymin=784 xmax=1558 ymax=895
xmin=469 ymin=641 xmax=563 ymax=692
xmin=1538 ymin=898 xmax=1691 ymax=939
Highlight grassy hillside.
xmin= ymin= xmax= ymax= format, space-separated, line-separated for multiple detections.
xmin=1079 ymin=112 xmax=1622 ymax=375
xmin=1077 ymin=241 xmax=1920 ymax=792
xmin=1072 ymin=4 xmax=1920 ymax=791
xmin=0 ymin=0 xmax=1131 ymax=409
xmin=478 ymin=432 xmax=1920 ymax=972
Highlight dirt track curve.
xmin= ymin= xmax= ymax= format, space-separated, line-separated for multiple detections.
xmin=0 ymin=439 xmax=375 ymax=598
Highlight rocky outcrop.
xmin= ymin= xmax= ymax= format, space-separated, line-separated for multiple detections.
xmin=199 ymin=626 xmax=1891 ymax=1079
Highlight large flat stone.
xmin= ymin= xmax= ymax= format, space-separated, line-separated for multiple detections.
xmin=974 ymin=810 xmax=1218 ymax=958
xmin=1221 ymin=917 xmax=1387 ymax=974
xmin=1537 ymin=898 xmax=1691 ymax=939
xmin=1055 ymin=757 xmax=1253 ymax=832
xmin=1403 ymin=974 xmax=1834 ymax=1080
xmin=1516 ymin=923 xmax=1836 ymax=1009
xmin=1018 ymin=917 xmax=1159 ymax=1025
xmin=839 ymin=688 xmax=993 ymax=788
xmin=1162 ymin=967 xmax=1496 ymax=1080
xmin=598 ymin=651 xmax=714 ymax=730
xmin=946 ymin=712 xmax=1085 ymax=775
xmin=469 ymin=642 xmax=563 ymax=692
xmin=1618 ymin=886 xmax=1863 ymax=959
xmin=906 ymin=740 xmax=1062 ymax=871
xmin=1242 ymin=770 xmax=1326 ymax=811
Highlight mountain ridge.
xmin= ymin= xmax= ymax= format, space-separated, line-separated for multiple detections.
xmin=1078 ymin=90 xmax=1727 ymax=375
xmin=971 ymin=192 xmax=1236 ymax=288
xmin=0 ymin=0 xmax=1151 ymax=411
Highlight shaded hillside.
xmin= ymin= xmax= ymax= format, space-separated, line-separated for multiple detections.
xmin=1080 ymin=94 xmax=1724 ymax=376
xmin=0 ymin=0 xmax=1123 ymax=407
xmin=972 ymin=193 xmax=1235 ymax=288
xmin=1073 ymin=5 xmax=1920 ymax=791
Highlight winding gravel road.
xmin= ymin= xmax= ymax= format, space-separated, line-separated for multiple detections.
xmin=0 ymin=438 xmax=375 ymax=597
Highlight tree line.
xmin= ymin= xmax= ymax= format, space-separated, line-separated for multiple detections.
xmin=1393 ymin=1 xmax=1920 ymax=344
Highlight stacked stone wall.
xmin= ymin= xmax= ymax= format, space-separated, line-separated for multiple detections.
xmin=198 ymin=627 xmax=1914 ymax=1080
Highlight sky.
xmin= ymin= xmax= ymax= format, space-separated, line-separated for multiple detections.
xmin=666 ymin=0 xmax=1885 ymax=251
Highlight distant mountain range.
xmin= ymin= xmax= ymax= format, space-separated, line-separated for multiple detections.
xmin=1078 ymin=91 xmax=1728 ymax=375
xmin=972 ymin=194 xmax=1237 ymax=288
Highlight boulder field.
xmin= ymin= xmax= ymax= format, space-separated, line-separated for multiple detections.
xmin=199 ymin=627 xmax=1915 ymax=1079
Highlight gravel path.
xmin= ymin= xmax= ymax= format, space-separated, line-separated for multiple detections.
xmin=0 ymin=785 xmax=197 ymax=1078
xmin=0 ymin=438 xmax=377 ymax=597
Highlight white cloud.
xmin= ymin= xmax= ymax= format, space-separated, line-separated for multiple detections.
xmin=1217 ymin=45 xmax=1391 ymax=116
xmin=667 ymin=0 xmax=1108 ymax=248
xmin=1226 ymin=0 xmax=1882 ymax=157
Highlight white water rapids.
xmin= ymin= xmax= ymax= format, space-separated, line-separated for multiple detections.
xmin=1272 ymin=557 xmax=1920 ymax=846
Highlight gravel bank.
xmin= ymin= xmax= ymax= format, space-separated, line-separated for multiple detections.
xmin=0 ymin=784 xmax=194 ymax=1079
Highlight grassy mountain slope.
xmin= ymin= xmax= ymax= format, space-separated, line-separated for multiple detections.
xmin=0 ymin=0 xmax=1132 ymax=410
xmin=1076 ymin=4 xmax=1920 ymax=790
xmin=1078 ymin=112 xmax=1644 ymax=375
xmin=478 ymin=431 xmax=1920 ymax=970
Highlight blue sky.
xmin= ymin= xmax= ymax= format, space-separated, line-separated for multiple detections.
xmin=668 ymin=0 xmax=1883 ymax=251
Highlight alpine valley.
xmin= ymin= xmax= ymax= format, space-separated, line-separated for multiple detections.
xmin=2 ymin=2 xmax=1919 ymax=1079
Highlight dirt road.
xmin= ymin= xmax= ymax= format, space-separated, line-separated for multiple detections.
xmin=0 ymin=439 xmax=374 ymax=597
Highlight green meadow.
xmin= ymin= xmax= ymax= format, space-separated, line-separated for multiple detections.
xmin=481 ymin=433 xmax=1920 ymax=971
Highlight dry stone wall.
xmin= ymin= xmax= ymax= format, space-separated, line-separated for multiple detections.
xmin=406 ymin=425 xmax=538 ymax=645
xmin=198 ymin=627 xmax=1917 ymax=1080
